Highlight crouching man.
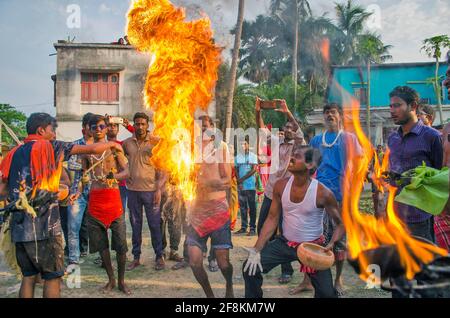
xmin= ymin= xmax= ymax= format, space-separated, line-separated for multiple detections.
xmin=243 ymin=145 xmax=344 ymax=298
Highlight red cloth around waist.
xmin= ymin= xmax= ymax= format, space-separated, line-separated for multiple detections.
xmin=88 ymin=188 xmax=123 ymax=228
xmin=287 ymin=235 xmax=326 ymax=274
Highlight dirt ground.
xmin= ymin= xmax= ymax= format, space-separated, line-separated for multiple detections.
xmin=0 ymin=196 xmax=390 ymax=298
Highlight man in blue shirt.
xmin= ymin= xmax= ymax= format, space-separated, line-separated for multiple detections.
xmin=235 ymin=140 xmax=258 ymax=236
xmin=0 ymin=113 xmax=123 ymax=298
xmin=306 ymin=103 xmax=361 ymax=297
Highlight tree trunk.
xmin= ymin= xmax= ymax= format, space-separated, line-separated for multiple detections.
xmin=292 ymin=0 xmax=299 ymax=104
xmin=435 ymin=57 xmax=444 ymax=125
xmin=225 ymin=0 xmax=245 ymax=141
xmin=366 ymin=62 xmax=371 ymax=142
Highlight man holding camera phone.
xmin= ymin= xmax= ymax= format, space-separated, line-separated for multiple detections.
xmin=255 ymin=97 xmax=305 ymax=284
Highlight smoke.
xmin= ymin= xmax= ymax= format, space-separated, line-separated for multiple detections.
xmin=171 ymin=0 xmax=269 ymax=58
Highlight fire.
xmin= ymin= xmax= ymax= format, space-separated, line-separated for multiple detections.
xmin=126 ymin=0 xmax=222 ymax=201
xmin=320 ymin=38 xmax=330 ymax=64
xmin=342 ymin=97 xmax=447 ymax=281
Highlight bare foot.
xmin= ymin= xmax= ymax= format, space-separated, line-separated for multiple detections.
xmin=289 ymin=282 xmax=314 ymax=295
xmin=334 ymin=280 xmax=345 ymax=297
xmin=118 ymin=282 xmax=132 ymax=296
xmin=100 ymin=280 xmax=116 ymax=294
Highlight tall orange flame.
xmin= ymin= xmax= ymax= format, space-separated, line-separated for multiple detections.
xmin=342 ymin=97 xmax=447 ymax=281
xmin=126 ymin=0 xmax=222 ymax=201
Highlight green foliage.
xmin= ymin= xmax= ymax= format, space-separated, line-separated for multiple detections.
xmin=224 ymin=0 xmax=393 ymax=131
xmin=0 ymin=104 xmax=27 ymax=146
xmin=355 ymin=33 xmax=393 ymax=65
xmin=229 ymin=77 xmax=318 ymax=129
xmin=421 ymin=35 xmax=450 ymax=60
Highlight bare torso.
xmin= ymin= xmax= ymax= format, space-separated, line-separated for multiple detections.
xmin=84 ymin=148 xmax=127 ymax=190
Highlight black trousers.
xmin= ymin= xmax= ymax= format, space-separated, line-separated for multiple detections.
xmin=257 ymin=195 xmax=293 ymax=276
xmin=243 ymin=236 xmax=337 ymax=298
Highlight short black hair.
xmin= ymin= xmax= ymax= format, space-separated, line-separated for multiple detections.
xmin=88 ymin=114 xmax=106 ymax=127
xmin=418 ymin=104 xmax=435 ymax=118
xmin=82 ymin=112 xmax=95 ymax=128
xmin=323 ymin=103 xmax=343 ymax=115
xmin=133 ymin=112 xmax=150 ymax=123
xmin=389 ymin=86 xmax=419 ymax=106
xmin=26 ymin=113 xmax=57 ymax=135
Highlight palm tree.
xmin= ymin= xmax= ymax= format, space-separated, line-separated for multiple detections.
xmin=299 ymin=15 xmax=340 ymax=100
xmin=237 ymin=16 xmax=284 ymax=84
xmin=225 ymin=0 xmax=245 ymax=137
xmin=356 ymin=33 xmax=392 ymax=140
xmin=271 ymin=0 xmax=312 ymax=102
xmin=421 ymin=35 xmax=450 ymax=125
xmin=334 ymin=0 xmax=372 ymax=65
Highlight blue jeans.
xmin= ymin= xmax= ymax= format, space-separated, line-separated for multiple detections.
xmin=67 ymin=191 xmax=88 ymax=264
xmin=127 ymin=190 xmax=163 ymax=260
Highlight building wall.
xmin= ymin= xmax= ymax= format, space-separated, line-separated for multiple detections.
xmin=53 ymin=43 xmax=218 ymax=141
xmin=328 ymin=63 xmax=450 ymax=107
xmin=54 ymin=43 xmax=152 ymax=141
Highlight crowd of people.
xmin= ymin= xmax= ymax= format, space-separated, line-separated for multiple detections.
xmin=0 ymin=63 xmax=449 ymax=298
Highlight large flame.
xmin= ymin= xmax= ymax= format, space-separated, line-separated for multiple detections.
xmin=126 ymin=0 xmax=222 ymax=201
xmin=342 ymin=97 xmax=447 ymax=281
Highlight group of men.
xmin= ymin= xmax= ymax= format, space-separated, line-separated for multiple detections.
xmin=0 ymin=60 xmax=449 ymax=298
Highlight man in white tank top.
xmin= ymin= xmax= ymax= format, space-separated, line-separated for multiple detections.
xmin=243 ymin=145 xmax=345 ymax=298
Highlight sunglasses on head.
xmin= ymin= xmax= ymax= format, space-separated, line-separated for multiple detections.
xmin=90 ymin=124 xmax=107 ymax=131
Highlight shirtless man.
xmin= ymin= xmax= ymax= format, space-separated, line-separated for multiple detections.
xmin=186 ymin=115 xmax=233 ymax=298
xmin=83 ymin=115 xmax=130 ymax=295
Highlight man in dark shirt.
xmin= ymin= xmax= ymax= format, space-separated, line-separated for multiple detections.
xmin=0 ymin=113 xmax=123 ymax=298
xmin=387 ymin=87 xmax=443 ymax=298
xmin=388 ymin=86 xmax=443 ymax=231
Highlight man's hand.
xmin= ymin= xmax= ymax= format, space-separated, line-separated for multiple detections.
xmin=68 ymin=193 xmax=81 ymax=205
xmin=243 ymin=247 xmax=263 ymax=276
xmin=255 ymin=96 xmax=261 ymax=112
xmin=154 ymin=189 xmax=162 ymax=206
xmin=274 ymin=99 xmax=290 ymax=114
xmin=323 ymin=242 xmax=334 ymax=253
xmin=109 ymin=142 xmax=123 ymax=153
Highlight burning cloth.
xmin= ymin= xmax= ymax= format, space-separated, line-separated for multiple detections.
xmin=1 ymin=134 xmax=63 ymax=195
xmin=88 ymin=189 xmax=123 ymax=228
xmin=189 ymin=197 xmax=230 ymax=238
xmin=395 ymin=165 xmax=449 ymax=216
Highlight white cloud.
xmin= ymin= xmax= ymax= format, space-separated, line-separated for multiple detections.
xmin=99 ymin=3 xmax=113 ymax=13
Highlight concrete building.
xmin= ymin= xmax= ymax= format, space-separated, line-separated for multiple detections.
xmin=307 ymin=62 xmax=450 ymax=145
xmin=53 ymin=41 xmax=152 ymax=141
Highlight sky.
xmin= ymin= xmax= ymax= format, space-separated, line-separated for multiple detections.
xmin=0 ymin=0 xmax=449 ymax=116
